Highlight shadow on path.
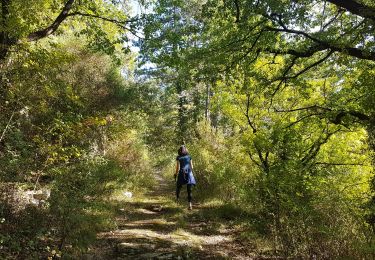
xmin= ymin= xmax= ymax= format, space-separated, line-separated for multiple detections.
xmin=83 ymin=173 xmax=257 ymax=259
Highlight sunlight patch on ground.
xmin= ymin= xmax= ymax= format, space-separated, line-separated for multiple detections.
xmin=103 ymin=226 xmax=233 ymax=248
xmin=135 ymin=208 xmax=159 ymax=215
xmin=123 ymin=218 xmax=174 ymax=226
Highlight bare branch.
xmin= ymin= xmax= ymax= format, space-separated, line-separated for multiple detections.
xmin=275 ymin=105 xmax=370 ymax=126
xmin=245 ymin=94 xmax=257 ymax=133
xmin=286 ymin=50 xmax=334 ymax=80
xmin=27 ymin=0 xmax=76 ymax=41
xmin=275 ymin=105 xmax=330 ymax=113
xmin=263 ymin=44 xmax=328 ymax=58
xmin=285 ymin=113 xmax=324 ymax=129
xmin=315 ymin=162 xmax=370 ymax=166
xmin=67 ymin=12 xmax=140 ymax=25
xmin=67 ymin=12 xmax=143 ymax=38
xmin=321 ymin=8 xmax=344 ymax=31
xmin=264 ymin=26 xmax=375 ymax=61
xmin=247 ymin=151 xmax=262 ymax=167
xmin=326 ymin=0 xmax=375 ymax=22
xmin=26 ymin=0 xmax=143 ymax=42
xmin=341 ymin=181 xmax=370 ymax=192
xmin=332 ymin=110 xmax=370 ymax=124
xmin=270 ymin=56 xmax=298 ymax=97
xmin=301 ymin=128 xmax=341 ymax=166
xmin=0 ymin=109 xmax=16 ymax=143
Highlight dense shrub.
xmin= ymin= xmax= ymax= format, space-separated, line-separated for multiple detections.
xmin=0 ymin=40 xmax=155 ymax=258
xmin=175 ymin=121 xmax=375 ymax=258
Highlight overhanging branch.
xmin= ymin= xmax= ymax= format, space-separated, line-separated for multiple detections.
xmin=262 ymin=12 xmax=374 ymax=61
xmin=326 ymin=0 xmax=375 ymax=22
xmin=67 ymin=12 xmax=140 ymax=26
xmin=263 ymin=44 xmax=328 ymax=58
xmin=265 ymin=26 xmax=375 ymax=61
xmin=27 ymin=0 xmax=75 ymax=41
xmin=276 ymin=104 xmax=370 ymax=126
xmin=316 ymin=162 xmax=369 ymax=166
xmin=26 ymin=0 xmax=142 ymax=42
xmin=301 ymin=128 xmax=341 ymax=166
xmin=67 ymin=12 xmax=143 ymax=38
xmin=245 ymin=94 xmax=257 ymax=133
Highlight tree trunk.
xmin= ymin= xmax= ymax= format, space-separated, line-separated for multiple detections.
xmin=205 ymin=82 xmax=210 ymax=121
xmin=176 ymin=79 xmax=188 ymax=142
xmin=367 ymin=116 xmax=375 ymax=229
xmin=0 ymin=0 xmax=11 ymax=60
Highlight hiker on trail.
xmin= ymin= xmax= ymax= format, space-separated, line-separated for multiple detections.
xmin=174 ymin=145 xmax=196 ymax=210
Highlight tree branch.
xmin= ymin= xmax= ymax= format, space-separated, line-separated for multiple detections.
xmin=264 ymin=26 xmax=375 ymax=61
xmin=332 ymin=110 xmax=370 ymax=124
xmin=67 ymin=12 xmax=140 ymax=26
xmin=321 ymin=8 xmax=345 ymax=31
xmin=270 ymin=56 xmax=298 ymax=97
xmin=245 ymin=94 xmax=257 ymax=133
xmin=67 ymin=12 xmax=143 ymax=38
xmin=276 ymin=104 xmax=370 ymax=126
xmin=254 ymin=143 xmax=269 ymax=173
xmin=247 ymin=151 xmax=262 ymax=167
xmin=301 ymin=128 xmax=341 ymax=167
xmin=26 ymin=1 xmax=143 ymax=42
xmin=282 ymin=50 xmax=334 ymax=81
xmin=263 ymin=44 xmax=328 ymax=58
xmin=268 ymin=50 xmax=333 ymax=99
xmin=0 ymin=109 xmax=15 ymax=143
xmin=315 ymin=162 xmax=369 ymax=166
xmin=341 ymin=181 xmax=370 ymax=192
xmin=326 ymin=0 xmax=375 ymax=22
xmin=285 ymin=113 xmax=324 ymax=129
xmin=0 ymin=0 xmax=13 ymax=59
xmin=234 ymin=0 xmax=240 ymax=23
xmin=27 ymin=0 xmax=75 ymax=41
xmin=275 ymin=105 xmax=329 ymax=113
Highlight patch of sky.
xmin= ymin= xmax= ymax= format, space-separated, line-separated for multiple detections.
xmin=121 ymin=1 xmax=157 ymax=80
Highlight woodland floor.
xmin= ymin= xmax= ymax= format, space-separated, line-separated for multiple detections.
xmin=82 ymin=173 xmax=272 ymax=260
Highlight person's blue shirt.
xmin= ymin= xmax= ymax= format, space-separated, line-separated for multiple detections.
xmin=176 ymin=155 xmax=196 ymax=185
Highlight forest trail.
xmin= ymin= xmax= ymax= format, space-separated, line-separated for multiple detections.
xmin=83 ymin=172 xmax=254 ymax=259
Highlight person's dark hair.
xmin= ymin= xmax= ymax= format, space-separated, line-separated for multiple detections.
xmin=178 ymin=145 xmax=188 ymax=156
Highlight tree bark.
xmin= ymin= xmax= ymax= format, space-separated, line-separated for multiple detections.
xmin=367 ymin=116 xmax=375 ymax=228
xmin=176 ymin=79 xmax=188 ymax=141
xmin=27 ymin=0 xmax=75 ymax=41
xmin=264 ymin=26 xmax=375 ymax=61
xmin=205 ymin=82 xmax=210 ymax=121
xmin=0 ymin=0 xmax=76 ymax=61
xmin=326 ymin=0 xmax=375 ymax=22
xmin=0 ymin=0 xmax=11 ymax=60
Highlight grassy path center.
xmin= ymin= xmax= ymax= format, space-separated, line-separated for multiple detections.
xmin=84 ymin=172 xmax=253 ymax=259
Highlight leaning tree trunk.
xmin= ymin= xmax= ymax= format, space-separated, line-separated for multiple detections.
xmin=367 ymin=116 xmax=375 ymax=230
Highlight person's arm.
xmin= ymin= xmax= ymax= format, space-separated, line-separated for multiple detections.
xmin=189 ymin=159 xmax=194 ymax=171
xmin=174 ymin=161 xmax=179 ymax=179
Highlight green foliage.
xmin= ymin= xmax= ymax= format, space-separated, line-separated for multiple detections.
xmin=48 ymin=159 xmax=123 ymax=254
xmin=135 ymin=0 xmax=375 ymax=256
xmin=0 ymin=27 xmax=154 ymax=258
xmin=1 ymin=0 xmax=375 ymax=258
xmin=187 ymin=122 xmax=252 ymax=202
